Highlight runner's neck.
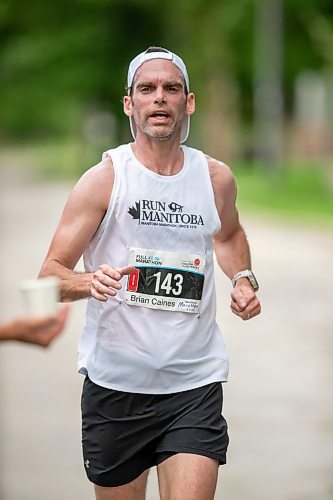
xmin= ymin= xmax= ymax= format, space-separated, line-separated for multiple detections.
xmin=131 ymin=139 xmax=184 ymax=176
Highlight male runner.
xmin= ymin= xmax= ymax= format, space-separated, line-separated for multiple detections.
xmin=39 ymin=46 xmax=261 ymax=500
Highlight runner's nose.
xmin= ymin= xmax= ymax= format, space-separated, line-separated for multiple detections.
xmin=154 ymin=87 xmax=166 ymax=103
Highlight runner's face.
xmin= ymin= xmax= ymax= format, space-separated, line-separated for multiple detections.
xmin=124 ymin=59 xmax=194 ymax=141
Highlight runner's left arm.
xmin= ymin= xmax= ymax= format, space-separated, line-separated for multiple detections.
xmin=208 ymin=158 xmax=261 ymax=320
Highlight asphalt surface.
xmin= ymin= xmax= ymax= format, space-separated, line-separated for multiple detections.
xmin=0 ymin=165 xmax=332 ymax=500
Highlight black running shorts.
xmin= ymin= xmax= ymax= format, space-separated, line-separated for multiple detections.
xmin=81 ymin=377 xmax=229 ymax=487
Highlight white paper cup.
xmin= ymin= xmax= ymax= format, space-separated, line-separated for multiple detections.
xmin=20 ymin=277 xmax=60 ymax=317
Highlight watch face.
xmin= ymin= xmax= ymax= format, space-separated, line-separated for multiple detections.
xmin=232 ymin=270 xmax=259 ymax=290
xmin=248 ymin=272 xmax=259 ymax=290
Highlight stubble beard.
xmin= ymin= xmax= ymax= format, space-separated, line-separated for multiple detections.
xmin=132 ymin=102 xmax=187 ymax=141
xmin=137 ymin=115 xmax=184 ymax=141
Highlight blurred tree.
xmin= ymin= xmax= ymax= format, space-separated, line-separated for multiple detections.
xmin=0 ymin=0 xmax=167 ymax=141
xmin=253 ymin=0 xmax=284 ymax=168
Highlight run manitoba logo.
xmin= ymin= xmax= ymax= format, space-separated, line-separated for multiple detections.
xmin=128 ymin=199 xmax=204 ymax=229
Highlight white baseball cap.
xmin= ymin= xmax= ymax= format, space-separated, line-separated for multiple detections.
xmin=126 ymin=47 xmax=190 ymax=143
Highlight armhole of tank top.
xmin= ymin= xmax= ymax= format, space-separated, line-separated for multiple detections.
xmin=199 ymin=150 xmax=222 ymax=233
xmin=94 ymin=149 xmax=121 ymax=237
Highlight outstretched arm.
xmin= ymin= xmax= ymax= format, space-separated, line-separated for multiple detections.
xmin=208 ymin=157 xmax=261 ymax=320
xmin=0 ymin=304 xmax=70 ymax=347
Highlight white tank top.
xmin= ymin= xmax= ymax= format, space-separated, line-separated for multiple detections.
xmin=78 ymin=144 xmax=229 ymax=393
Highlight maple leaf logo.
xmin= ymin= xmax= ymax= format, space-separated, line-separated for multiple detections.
xmin=128 ymin=201 xmax=140 ymax=220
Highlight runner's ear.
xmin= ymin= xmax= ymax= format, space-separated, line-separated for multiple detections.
xmin=186 ymin=93 xmax=195 ymax=116
xmin=123 ymin=96 xmax=132 ymax=117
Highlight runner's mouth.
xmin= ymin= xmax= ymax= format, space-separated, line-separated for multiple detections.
xmin=149 ymin=112 xmax=170 ymax=119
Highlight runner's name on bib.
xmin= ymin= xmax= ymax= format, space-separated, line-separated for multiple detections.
xmin=124 ymin=248 xmax=205 ymax=314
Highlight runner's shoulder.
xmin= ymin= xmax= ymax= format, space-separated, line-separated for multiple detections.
xmin=68 ymin=155 xmax=114 ymax=211
xmin=204 ymin=154 xmax=236 ymax=193
xmin=78 ymin=155 xmax=114 ymax=188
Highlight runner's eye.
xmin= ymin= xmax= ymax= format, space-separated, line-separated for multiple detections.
xmin=138 ymin=86 xmax=154 ymax=93
xmin=166 ymin=85 xmax=181 ymax=93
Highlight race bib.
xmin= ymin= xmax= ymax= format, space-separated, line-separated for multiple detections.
xmin=124 ymin=247 xmax=205 ymax=313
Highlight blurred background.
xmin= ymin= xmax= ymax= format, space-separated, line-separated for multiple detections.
xmin=0 ymin=0 xmax=333 ymax=203
xmin=0 ymin=0 xmax=332 ymax=499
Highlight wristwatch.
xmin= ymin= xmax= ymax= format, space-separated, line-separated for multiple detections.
xmin=232 ymin=270 xmax=259 ymax=291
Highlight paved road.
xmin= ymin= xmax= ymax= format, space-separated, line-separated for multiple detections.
xmin=0 ymin=166 xmax=332 ymax=500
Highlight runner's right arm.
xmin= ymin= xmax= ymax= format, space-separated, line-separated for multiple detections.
xmin=38 ymin=157 xmax=134 ymax=302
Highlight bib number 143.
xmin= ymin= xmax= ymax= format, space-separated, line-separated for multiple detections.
xmin=153 ymin=271 xmax=183 ymax=296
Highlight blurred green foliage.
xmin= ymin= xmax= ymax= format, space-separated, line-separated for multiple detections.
xmin=235 ymin=162 xmax=333 ymax=222
xmin=1 ymin=0 xmax=332 ymax=141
